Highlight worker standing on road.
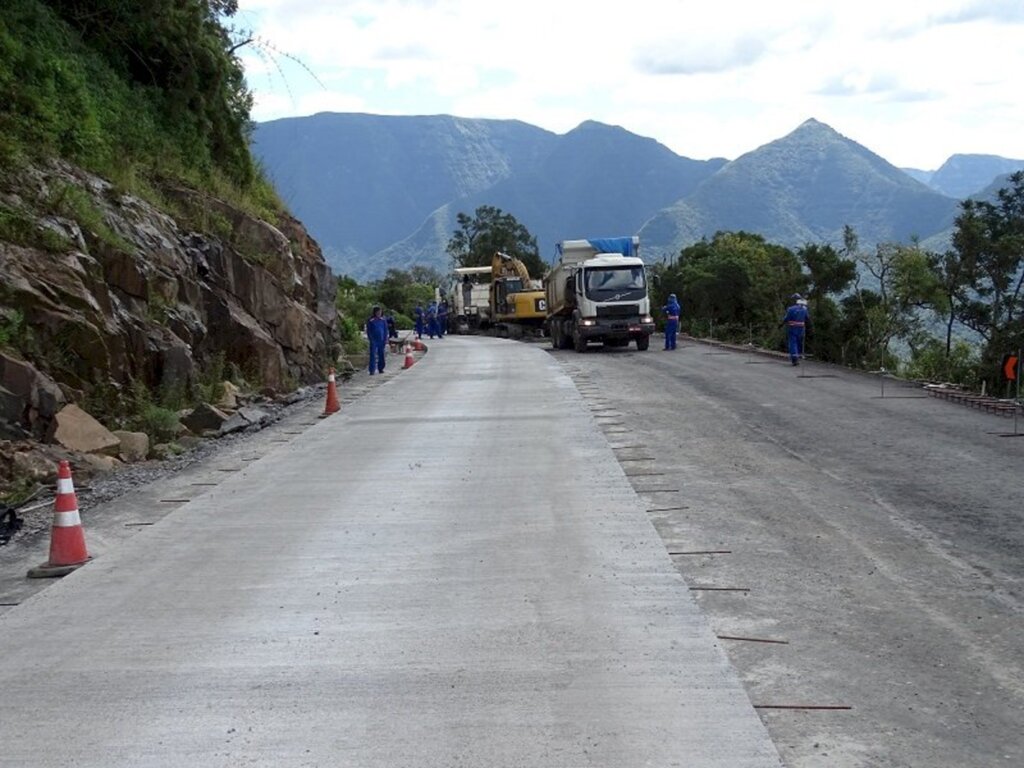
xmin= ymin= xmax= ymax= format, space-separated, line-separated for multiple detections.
xmin=366 ymin=305 xmax=389 ymax=375
xmin=437 ymin=300 xmax=448 ymax=338
xmin=426 ymin=301 xmax=438 ymax=339
xmin=385 ymin=311 xmax=398 ymax=340
xmin=413 ymin=304 xmax=424 ymax=339
xmin=662 ymin=293 xmax=681 ymax=350
xmin=780 ymin=293 xmax=810 ymax=366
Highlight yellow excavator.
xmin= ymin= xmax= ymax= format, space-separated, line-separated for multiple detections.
xmin=490 ymin=252 xmax=547 ymax=336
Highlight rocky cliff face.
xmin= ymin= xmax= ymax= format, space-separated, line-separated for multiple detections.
xmin=0 ymin=158 xmax=338 ymax=442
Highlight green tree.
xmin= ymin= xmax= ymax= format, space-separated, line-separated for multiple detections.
xmin=445 ymin=205 xmax=545 ymax=279
xmin=796 ymin=243 xmax=856 ymax=364
xmin=844 ymin=227 xmax=944 ymax=369
xmin=665 ymin=231 xmax=805 ymax=341
xmin=41 ymin=0 xmax=255 ymax=184
xmin=949 ymin=171 xmax=1024 ymax=385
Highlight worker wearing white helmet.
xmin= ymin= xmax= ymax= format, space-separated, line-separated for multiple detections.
xmin=780 ymin=294 xmax=810 ymax=366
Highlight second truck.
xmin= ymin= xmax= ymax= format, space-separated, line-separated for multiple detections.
xmin=544 ymin=236 xmax=654 ymax=352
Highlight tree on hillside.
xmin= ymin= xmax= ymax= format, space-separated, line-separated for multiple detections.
xmin=445 ymin=205 xmax=544 ymax=278
xmin=844 ymin=226 xmax=944 ymax=369
xmin=796 ymin=243 xmax=856 ymax=363
xmin=949 ymin=171 xmax=1024 ymax=381
xmin=43 ymin=0 xmax=255 ymax=183
xmin=663 ymin=231 xmax=805 ymax=340
xmin=374 ymin=268 xmax=435 ymax=316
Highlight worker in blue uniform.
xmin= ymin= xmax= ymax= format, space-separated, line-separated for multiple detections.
xmin=413 ymin=304 xmax=425 ymax=339
xmin=781 ymin=293 xmax=810 ymax=365
xmin=662 ymin=293 xmax=681 ymax=350
xmin=426 ymin=301 xmax=438 ymax=339
xmin=437 ymin=300 xmax=448 ymax=338
xmin=366 ymin=305 xmax=390 ymax=375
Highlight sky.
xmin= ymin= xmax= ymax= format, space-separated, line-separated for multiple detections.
xmin=234 ymin=0 xmax=1024 ymax=171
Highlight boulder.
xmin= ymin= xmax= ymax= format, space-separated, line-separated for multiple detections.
xmin=49 ymin=403 xmax=120 ymax=456
xmin=181 ymin=402 xmax=229 ymax=434
xmin=78 ymin=453 xmax=120 ymax=473
xmin=0 ymin=352 xmax=67 ymax=436
xmin=176 ymin=435 xmax=203 ymax=451
xmin=217 ymin=406 xmax=272 ymax=436
xmin=113 ymin=430 xmax=149 ymax=463
xmin=149 ymin=443 xmax=175 ymax=461
xmin=11 ymin=447 xmax=59 ymax=483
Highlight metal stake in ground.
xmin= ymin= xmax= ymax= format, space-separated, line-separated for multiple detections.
xmin=1016 ymin=347 xmax=1022 ymax=435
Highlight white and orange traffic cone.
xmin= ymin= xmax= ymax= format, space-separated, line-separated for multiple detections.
xmin=413 ymin=338 xmax=425 ymax=352
xmin=322 ymin=367 xmax=340 ymax=417
xmin=27 ymin=460 xmax=90 ymax=578
xmin=403 ymin=344 xmax=415 ymax=369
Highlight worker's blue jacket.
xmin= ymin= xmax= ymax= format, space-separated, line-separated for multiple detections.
xmin=782 ymin=304 xmax=810 ymax=328
xmin=366 ymin=315 xmax=390 ymax=345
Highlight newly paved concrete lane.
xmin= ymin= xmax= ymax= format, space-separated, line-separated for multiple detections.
xmin=0 ymin=337 xmax=781 ymax=767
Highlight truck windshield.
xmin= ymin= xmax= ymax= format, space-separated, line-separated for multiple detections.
xmin=583 ymin=266 xmax=647 ymax=301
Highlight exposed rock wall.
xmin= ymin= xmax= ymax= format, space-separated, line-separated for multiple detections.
xmin=0 ymin=159 xmax=338 ymax=439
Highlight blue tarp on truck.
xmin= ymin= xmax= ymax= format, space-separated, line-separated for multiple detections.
xmin=557 ymin=237 xmax=638 ymax=259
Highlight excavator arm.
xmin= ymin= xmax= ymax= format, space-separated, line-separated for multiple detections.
xmin=493 ymin=251 xmax=532 ymax=282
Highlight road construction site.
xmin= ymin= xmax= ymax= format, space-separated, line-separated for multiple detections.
xmin=1 ymin=335 xmax=1022 ymax=767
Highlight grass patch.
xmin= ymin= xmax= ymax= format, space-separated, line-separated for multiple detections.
xmin=45 ymin=181 xmax=132 ymax=253
xmin=0 ymin=203 xmax=72 ymax=252
xmin=0 ymin=308 xmax=32 ymax=353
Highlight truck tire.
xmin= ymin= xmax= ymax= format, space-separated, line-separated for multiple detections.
xmin=550 ymin=325 xmax=560 ymax=349
xmin=573 ymin=326 xmax=587 ymax=353
xmin=636 ymin=334 xmax=650 ymax=351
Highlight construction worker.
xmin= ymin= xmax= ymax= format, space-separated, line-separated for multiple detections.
xmin=385 ymin=311 xmax=398 ymax=340
xmin=662 ymin=293 xmax=681 ymax=350
xmin=426 ymin=301 xmax=438 ymax=339
xmin=437 ymin=300 xmax=448 ymax=338
xmin=781 ymin=293 xmax=810 ymax=366
xmin=413 ymin=304 xmax=424 ymax=339
xmin=366 ymin=305 xmax=389 ymax=375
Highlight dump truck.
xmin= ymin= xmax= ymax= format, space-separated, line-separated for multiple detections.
xmin=544 ymin=236 xmax=654 ymax=352
xmin=490 ymin=252 xmax=547 ymax=337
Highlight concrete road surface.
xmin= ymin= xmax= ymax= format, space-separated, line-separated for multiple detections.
xmin=0 ymin=337 xmax=781 ymax=768
xmin=550 ymin=336 xmax=1024 ymax=767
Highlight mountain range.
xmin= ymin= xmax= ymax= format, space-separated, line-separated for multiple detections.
xmin=251 ymin=113 xmax=1024 ymax=280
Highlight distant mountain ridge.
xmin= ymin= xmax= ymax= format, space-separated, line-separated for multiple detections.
xmin=251 ymin=113 xmax=1016 ymax=279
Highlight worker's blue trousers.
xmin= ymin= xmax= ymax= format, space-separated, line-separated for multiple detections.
xmin=664 ymin=319 xmax=678 ymax=350
xmin=787 ymin=327 xmax=805 ymax=362
xmin=368 ymin=341 xmax=386 ymax=374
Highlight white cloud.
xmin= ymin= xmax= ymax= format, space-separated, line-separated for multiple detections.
xmin=237 ymin=0 xmax=1024 ymax=169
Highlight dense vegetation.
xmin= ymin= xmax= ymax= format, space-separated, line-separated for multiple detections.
xmin=0 ymin=0 xmax=277 ymax=215
xmin=335 ymin=267 xmax=443 ymax=352
xmin=653 ymin=172 xmax=1024 ymax=393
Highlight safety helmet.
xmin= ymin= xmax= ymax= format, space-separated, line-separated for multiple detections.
xmin=790 ymin=293 xmax=803 ymax=301
xmin=669 ymin=293 xmax=677 ymax=299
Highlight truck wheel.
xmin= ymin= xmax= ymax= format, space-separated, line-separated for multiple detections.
xmin=573 ymin=328 xmax=587 ymax=353
xmin=550 ymin=325 xmax=560 ymax=349
xmin=636 ymin=335 xmax=650 ymax=351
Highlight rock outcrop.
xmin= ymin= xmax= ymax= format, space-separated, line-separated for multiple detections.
xmin=0 ymin=158 xmax=339 ymax=442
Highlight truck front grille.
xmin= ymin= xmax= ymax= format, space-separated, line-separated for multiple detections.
xmin=596 ymin=304 xmax=639 ymax=317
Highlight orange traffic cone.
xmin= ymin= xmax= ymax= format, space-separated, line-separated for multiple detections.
xmin=403 ymin=344 xmax=415 ymax=369
xmin=27 ymin=460 xmax=90 ymax=578
xmin=413 ymin=338 xmax=425 ymax=352
xmin=322 ymin=367 xmax=340 ymax=416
